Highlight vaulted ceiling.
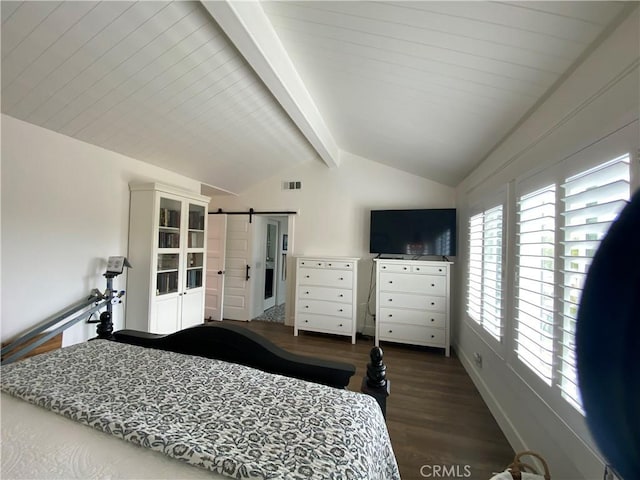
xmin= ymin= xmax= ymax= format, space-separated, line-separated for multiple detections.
xmin=1 ymin=1 xmax=632 ymax=194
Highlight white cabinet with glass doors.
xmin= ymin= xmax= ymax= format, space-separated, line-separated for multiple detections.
xmin=125 ymin=183 xmax=209 ymax=334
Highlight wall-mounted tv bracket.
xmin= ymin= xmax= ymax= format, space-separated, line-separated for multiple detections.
xmin=209 ymin=208 xmax=297 ymax=223
xmin=1 ymin=257 xmax=131 ymax=365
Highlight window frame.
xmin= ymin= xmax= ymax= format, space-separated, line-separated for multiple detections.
xmin=509 ymin=140 xmax=635 ymax=417
xmin=465 ymin=189 xmax=508 ymax=353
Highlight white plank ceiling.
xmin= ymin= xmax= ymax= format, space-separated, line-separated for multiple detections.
xmin=1 ymin=1 xmax=632 ymax=193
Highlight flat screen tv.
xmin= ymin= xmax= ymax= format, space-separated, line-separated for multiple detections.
xmin=369 ymin=209 xmax=457 ymax=257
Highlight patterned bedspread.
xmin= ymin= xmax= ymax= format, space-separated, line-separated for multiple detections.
xmin=1 ymin=340 xmax=400 ymax=479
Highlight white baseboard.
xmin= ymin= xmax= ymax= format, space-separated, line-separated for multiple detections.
xmin=454 ymin=343 xmax=528 ymax=453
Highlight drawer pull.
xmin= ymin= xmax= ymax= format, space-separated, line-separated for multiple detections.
xmin=431 ymin=302 xmax=435 ymax=306
xmin=430 ymin=318 xmax=435 ymax=322
xmin=416 ymin=267 xmax=421 ymax=271
xmin=328 ymin=263 xmax=332 ymax=266
xmin=346 ymin=264 xmax=350 ymax=267
xmin=382 ymin=266 xmax=387 ymax=269
xmin=338 ymin=308 xmax=343 ymax=312
xmin=339 ymin=323 xmax=343 ymax=327
xmin=388 ymin=280 xmax=393 ymax=284
xmin=318 ymin=263 xmax=322 ymax=266
xmin=403 ymin=267 xmax=408 ymax=270
xmin=388 ymin=314 xmax=393 ymax=317
xmin=388 ymin=299 xmax=393 ymax=302
xmin=339 ymin=277 xmax=344 ymax=280
xmin=388 ymin=330 xmax=393 ymax=333
xmin=305 ymin=305 xmax=309 ymax=309
xmin=431 ymin=335 xmax=435 ymax=339
xmin=305 ymin=291 xmax=309 ymax=294
xmin=431 ymin=284 xmax=435 ymax=287
xmin=305 ymin=275 xmax=310 ymax=278
xmin=338 ymin=294 xmax=344 ymax=298
xmin=439 ymin=269 xmax=442 ymax=272
xmin=304 ymin=320 xmax=309 ymax=323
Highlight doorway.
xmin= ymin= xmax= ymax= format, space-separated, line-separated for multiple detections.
xmin=206 ymin=213 xmax=292 ymax=323
xmin=263 ymin=220 xmax=278 ymax=311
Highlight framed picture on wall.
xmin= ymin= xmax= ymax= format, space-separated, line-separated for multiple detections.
xmin=282 ymin=234 xmax=288 ymax=252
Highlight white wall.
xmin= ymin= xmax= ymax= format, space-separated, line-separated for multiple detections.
xmin=1 ymin=115 xmax=202 ymax=346
xmin=454 ymin=9 xmax=639 ymax=480
xmin=210 ymin=150 xmax=455 ymax=329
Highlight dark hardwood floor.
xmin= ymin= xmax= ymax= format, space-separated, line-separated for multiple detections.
xmin=221 ymin=320 xmax=514 ymax=480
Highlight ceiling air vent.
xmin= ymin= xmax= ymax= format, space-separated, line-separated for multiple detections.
xmin=283 ymin=181 xmax=302 ymax=190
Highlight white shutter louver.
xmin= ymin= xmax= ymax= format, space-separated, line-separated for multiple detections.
xmin=467 ymin=206 xmax=504 ymax=341
xmin=467 ymin=213 xmax=483 ymax=323
xmin=515 ymin=185 xmax=556 ymax=385
xmin=560 ymin=153 xmax=631 ymax=410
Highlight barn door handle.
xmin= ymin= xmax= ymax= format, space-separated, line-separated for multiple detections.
xmin=246 ymin=265 xmax=251 ymax=281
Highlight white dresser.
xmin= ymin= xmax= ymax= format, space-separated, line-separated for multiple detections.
xmin=375 ymin=259 xmax=452 ymax=356
xmin=294 ymin=257 xmax=359 ymax=344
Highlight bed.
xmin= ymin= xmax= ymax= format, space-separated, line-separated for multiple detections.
xmin=1 ymin=324 xmax=399 ymax=479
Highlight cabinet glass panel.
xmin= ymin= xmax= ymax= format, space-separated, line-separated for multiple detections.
xmin=157 ymin=254 xmax=179 ymax=271
xmin=158 ymin=197 xmax=181 ymax=249
xmin=186 ymin=253 xmax=203 ymax=289
xmin=188 ymin=203 xmax=205 ymax=248
xmin=157 ymin=254 xmax=179 ymax=296
xmin=157 ymin=271 xmax=179 ymax=295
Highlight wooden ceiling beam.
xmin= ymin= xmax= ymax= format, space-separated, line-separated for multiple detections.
xmin=201 ymin=0 xmax=341 ymax=169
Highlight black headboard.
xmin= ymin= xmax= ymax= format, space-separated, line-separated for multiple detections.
xmin=112 ymin=323 xmax=356 ymax=389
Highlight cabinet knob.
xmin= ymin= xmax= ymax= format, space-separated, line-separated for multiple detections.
xmin=305 ymin=305 xmax=309 ymax=309
xmin=416 ymin=268 xmax=421 ymax=271
xmin=439 ymin=269 xmax=442 ymax=272
xmin=431 ymin=335 xmax=435 ymax=339
xmin=403 ymin=267 xmax=408 ymax=270
xmin=318 ymin=263 xmax=322 ymax=266
xmin=338 ymin=308 xmax=343 ymax=312
xmin=431 ymin=284 xmax=435 ymax=287
xmin=388 ymin=280 xmax=393 ymax=284
xmin=305 ymin=275 xmax=310 ymax=278
xmin=388 ymin=330 xmax=393 ymax=333
xmin=388 ymin=314 xmax=393 ymax=317
xmin=305 ymin=291 xmax=309 ymax=294
xmin=328 ymin=263 xmax=332 ymax=266
xmin=304 ymin=320 xmax=309 ymax=323
xmin=183 ymin=291 xmax=187 ymax=295
xmin=338 ymin=294 xmax=344 ymax=297
xmin=431 ymin=302 xmax=435 ymax=306
xmin=339 ymin=277 xmax=344 ymax=280
xmin=346 ymin=264 xmax=350 ymax=267
xmin=388 ymin=299 xmax=393 ymax=302
xmin=382 ymin=266 xmax=387 ymax=269
xmin=339 ymin=323 xmax=343 ymax=327
xmin=430 ymin=318 xmax=435 ymax=322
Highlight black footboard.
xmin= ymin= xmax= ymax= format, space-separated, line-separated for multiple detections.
xmin=112 ymin=323 xmax=356 ymax=389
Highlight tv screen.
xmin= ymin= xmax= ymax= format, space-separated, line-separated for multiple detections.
xmin=369 ymin=209 xmax=457 ymax=256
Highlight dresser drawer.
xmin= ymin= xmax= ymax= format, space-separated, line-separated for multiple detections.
xmin=298 ymin=286 xmax=351 ymax=303
xmin=297 ymin=314 xmax=353 ymax=333
xmin=297 ymin=299 xmax=352 ymax=318
xmin=378 ymin=263 xmax=412 ymax=273
xmin=379 ymin=292 xmax=446 ymax=312
xmin=298 ymin=268 xmax=353 ymax=287
xmin=298 ymin=259 xmax=355 ymax=270
xmin=378 ymin=308 xmax=446 ymax=328
xmin=411 ymin=264 xmax=447 ymax=275
xmin=378 ymin=324 xmax=445 ymax=346
xmin=379 ymin=272 xmax=446 ymax=295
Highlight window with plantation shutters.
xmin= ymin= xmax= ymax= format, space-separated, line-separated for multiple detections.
xmin=467 ymin=205 xmax=504 ymax=341
xmin=515 ymin=185 xmax=556 ymax=385
xmin=559 ymin=153 xmax=631 ymax=410
xmin=512 ymin=153 xmax=632 ymax=414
